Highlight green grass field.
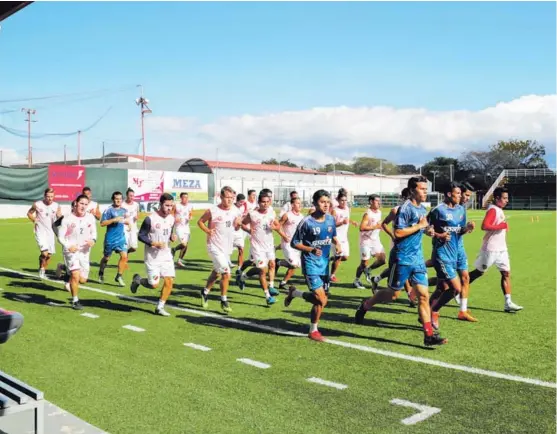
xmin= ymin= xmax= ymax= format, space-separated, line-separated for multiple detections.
xmin=0 ymin=208 xmax=555 ymax=433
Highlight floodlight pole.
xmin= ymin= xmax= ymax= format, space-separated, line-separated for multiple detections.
xmin=136 ymin=85 xmax=152 ymax=170
xmin=22 ymin=108 xmax=36 ymax=167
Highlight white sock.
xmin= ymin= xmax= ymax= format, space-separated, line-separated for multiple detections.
xmin=280 ymin=280 xmax=287 ymax=286
xmin=270 ymin=281 xmax=275 ymax=289
xmin=293 ymin=289 xmax=304 ymax=298
xmin=504 ymin=294 xmax=511 ymax=303
xmin=373 ymin=276 xmax=381 ymax=283
xmin=72 ymin=296 xmax=78 ymax=303
xmin=157 ymin=300 xmax=165 ymax=310
xmin=331 ymin=274 xmax=336 ymax=279
xmin=221 ymin=295 xmax=227 ymax=302
xmin=460 ymin=298 xmax=468 ymax=312
xmin=309 ymin=323 xmax=318 ymax=333
xmin=203 ymin=288 xmax=209 ymax=295
xmin=264 ymin=290 xmax=271 ymax=298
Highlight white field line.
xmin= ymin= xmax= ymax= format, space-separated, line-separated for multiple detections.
xmin=122 ymin=325 xmax=145 ymax=332
xmin=1 ymin=266 xmax=555 ymax=390
xmin=81 ymin=312 xmax=99 ymax=319
xmin=390 ymin=398 xmax=441 ymax=425
xmin=237 ymin=358 xmax=271 ymax=369
xmin=306 ymin=377 xmax=348 ymax=390
xmin=184 ymin=343 xmax=212 ymax=352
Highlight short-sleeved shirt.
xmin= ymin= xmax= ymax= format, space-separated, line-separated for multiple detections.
xmin=101 ymin=206 xmax=127 ymax=246
xmin=291 ymin=214 xmax=337 ymax=276
xmin=393 ymin=200 xmax=428 ymax=266
xmin=428 ymin=203 xmax=466 ymax=263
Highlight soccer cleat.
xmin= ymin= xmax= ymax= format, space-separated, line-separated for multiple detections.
xmin=363 ymin=267 xmax=372 ymax=284
xmin=71 ymin=301 xmax=83 ymax=311
xmin=353 ymin=279 xmax=365 ymax=290
xmin=38 ymin=269 xmax=46 ymax=279
xmin=279 ymin=282 xmax=288 ymax=290
xmin=457 ymin=310 xmax=478 ymax=322
xmin=431 ymin=312 xmax=440 ymax=330
xmin=370 ymin=276 xmax=379 ymax=294
xmin=424 ymin=332 xmax=448 ymax=347
xmin=0 ymin=309 xmax=24 ymax=344
xmin=284 ymin=286 xmax=295 ymax=307
xmin=235 ymin=272 xmax=245 ymax=291
xmin=155 ymin=307 xmax=171 ymax=317
xmin=98 ymin=273 xmax=104 ymax=284
xmin=130 ymin=274 xmax=141 ymax=294
xmin=221 ymin=300 xmax=232 ymax=314
xmin=269 ymin=287 xmax=279 ymax=297
xmin=505 ymin=301 xmax=523 ymax=312
xmin=115 ymin=276 xmax=125 ymax=287
xmin=55 ymin=263 xmax=64 ymax=279
xmin=354 ymin=302 xmax=367 ymax=325
xmin=266 ymin=296 xmax=277 ymax=306
xmin=308 ymin=331 xmax=325 ymax=342
xmin=176 ymin=259 xmax=186 ymax=268
xmin=64 ymin=282 xmax=71 ymax=293
xmin=200 ymin=290 xmax=209 ymax=309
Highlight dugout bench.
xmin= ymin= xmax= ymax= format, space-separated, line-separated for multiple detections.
xmin=0 ymin=370 xmax=44 ymax=434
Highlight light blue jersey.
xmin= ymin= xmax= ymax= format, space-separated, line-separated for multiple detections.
xmin=429 ymin=203 xmax=467 ymax=263
xmin=393 ymin=200 xmax=428 ymax=266
xmin=101 ymin=206 xmax=127 ymax=256
xmin=291 ymin=214 xmax=337 ymax=276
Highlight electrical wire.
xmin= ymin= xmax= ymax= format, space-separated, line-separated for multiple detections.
xmin=0 ymin=84 xmax=138 ymax=104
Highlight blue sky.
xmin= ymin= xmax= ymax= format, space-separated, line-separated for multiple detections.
xmin=0 ymin=1 xmax=555 ymax=167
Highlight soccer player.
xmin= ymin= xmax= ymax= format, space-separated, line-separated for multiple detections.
xmin=246 ymin=189 xmax=258 ymax=212
xmin=27 ymin=188 xmax=62 ymax=278
xmin=98 ymin=191 xmax=129 ymax=286
xmin=276 ymin=197 xmax=304 ymax=289
xmin=131 ymin=193 xmax=177 ymax=317
xmin=241 ymin=192 xmax=287 ymax=305
xmin=172 ymin=192 xmax=194 ymax=267
xmin=57 ymin=194 xmax=97 ymax=310
xmin=330 ymin=192 xmax=358 ymax=283
xmin=353 ymin=194 xmax=386 ymax=289
xmin=284 ymin=190 xmax=341 ymax=341
xmin=82 ymin=187 xmax=101 ymax=220
xmin=468 ymin=187 xmax=523 ymax=312
xmin=279 ymin=191 xmax=299 ymax=217
xmin=121 ymin=188 xmax=140 ymax=254
xmin=354 ymin=176 xmax=448 ymax=347
xmin=198 ymin=186 xmax=243 ymax=313
xmin=232 ymin=193 xmax=249 ymax=270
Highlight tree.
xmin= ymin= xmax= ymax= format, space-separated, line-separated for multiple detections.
xmin=420 ymin=157 xmax=459 ymax=192
xmin=321 ymin=162 xmax=354 ymax=173
xmin=396 ymin=164 xmax=418 ymax=174
xmin=489 ymin=139 xmax=548 ymax=169
xmin=261 ymin=158 xmax=298 ymax=168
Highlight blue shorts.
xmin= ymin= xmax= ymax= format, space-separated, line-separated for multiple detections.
xmin=388 ymin=262 xmax=428 ymax=290
xmin=103 ymin=239 xmax=127 ymax=258
xmin=433 ymin=258 xmax=458 ymax=281
xmin=388 ymin=249 xmax=395 ymax=269
xmin=305 ymin=275 xmax=330 ymax=292
xmin=456 ymin=248 xmax=468 ymax=271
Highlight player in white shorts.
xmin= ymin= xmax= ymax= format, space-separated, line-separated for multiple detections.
xmin=330 ymin=192 xmax=358 ymax=283
xmin=172 ymin=192 xmax=194 ymax=267
xmin=27 ymin=188 xmax=62 ymax=279
xmin=198 ymin=186 xmax=242 ymax=314
xmin=354 ymin=194 xmax=386 ymax=289
xmin=57 ymin=194 xmax=97 ymax=310
xmin=82 ymin=186 xmax=101 ymax=221
xmin=242 ymin=192 xmax=287 ymax=305
xmin=131 ymin=193 xmax=177 ymax=317
xmin=276 ymin=197 xmax=304 ymax=289
xmin=232 ymin=193 xmax=249 ymax=269
xmin=121 ymin=188 xmax=140 ymax=254
xmin=468 ymin=187 xmax=523 ymax=312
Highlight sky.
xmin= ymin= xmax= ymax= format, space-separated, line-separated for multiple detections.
xmin=0 ymin=1 xmax=555 ymax=169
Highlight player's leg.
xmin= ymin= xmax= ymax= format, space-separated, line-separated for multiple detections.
xmin=69 ymin=269 xmax=83 ymax=310
xmin=256 ymin=256 xmax=276 ymax=305
xmin=469 ymin=249 xmax=489 ymax=284
xmin=177 ymin=232 xmax=190 ymax=266
xmin=279 ymin=247 xmax=299 ymax=289
xmin=202 ymin=251 xmax=229 ymax=309
xmin=114 ymin=251 xmax=128 ymax=286
xmin=354 ymin=247 xmax=370 ymax=289
xmin=98 ymin=241 xmax=112 ymax=283
xmin=219 ymin=270 xmax=232 ymax=314
xmin=131 ymin=261 xmax=161 ymax=295
xmin=268 ymin=257 xmax=278 ymax=295
xmin=236 ymin=246 xmax=244 ymax=269
xmin=496 ymin=252 xmax=522 ymax=312
xmin=38 ymin=250 xmax=49 ymax=278
xmin=155 ymin=275 xmax=174 ymax=317
xmin=430 ymin=274 xmax=462 ymax=329
xmin=413 ymin=280 xmax=448 ymax=346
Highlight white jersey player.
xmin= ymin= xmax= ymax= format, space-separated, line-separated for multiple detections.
xmin=198 ymin=186 xmax=242 ymax=314
xmin=232 ymin=194 xmax=249 ymax=268
xmin=330 ymin=194 xmax=358 ymax=283
xmin=172 ymin=192 xmax=194 ymax=267
xmin=27 ymin=188 xmax=62 ymax=279
xmin=277 ymin=197 xmax=304 ymax=288
xmin=469 ymin=187 xmax=522 ymax=312
xmin=279 ymin=191 xmax=300 ymax=217
xmin=131 ymin=193 xmax=177 ymax=317
xmin=57 ymin=194 xmax=97 ymax=310
xmin=82 ymin=187 xmax=101 ymax=220
xmin=354 ymin=194 xmax=386 ymax=289
xmin=121 ymin=188 xmax=140 ymax=253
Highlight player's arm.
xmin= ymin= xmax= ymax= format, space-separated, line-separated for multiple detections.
xmin=26 ymin=203 xmax=37 ymax=222
xmin=94 ymin=204 xmax=101 ymax=221
xmin=360 ymin=213 xmax=381 ymax=232
xmin=197 ymin=209 xmax=213 ymax=236
xmin=394 ymin=210 xmax=428 ymax=239
xmin=291 ymin=222 xmax=314 ymax=254
xmin=272 ymin=218 xmax=288 ymax=241
xmin=56 ymin=205 xmax=62 ymax=218
xmin=89 ymin=216 xmax=98 ymax=246
xmin=381 ymin=208 xmax=396 ymax=239
xmin=462 ymin=213 xmax=475 ymax=234
xmin=58 ymin=217 xmax=77 ymax=252
xmin=100 ymin=209 xmax=121 ymax=227
xmin=241 ymin=214 xmax=252 ymax=234
xmin=481 ymin=208 xmax=507 ymax=231
xmin=138 ymin=216 xmax=161 ymax=249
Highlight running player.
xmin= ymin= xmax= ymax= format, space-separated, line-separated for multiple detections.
xmin=355 ymin=176 xmax=448 ymax=347
xmin=277 ymin=197 xmax=304 ymax=289
xmin=330 ymin=192 xmax=358 ymax=283
xmin=246 ymin=189 xmax=258 ymax=212
xmin=279 ymin=191 xmax=299 ymax=217
xmin=198 ymin=186 xmax=243 ymax=313
xmin=82 ymin=187 xmax=101 ymax=220
xmin=172 ymin=192 xmax=194 ymax=267
xmin=57 ymin=194 xmax=97 ymax=310
xmin=27 ymin=188 xmax=62 ymax=278
xmin=468 ymin=187 xmax=523 ymax=312
xmin=284 ymin=189 xmax=341 ymax=341
xmin=131 ymin=193 xmax=177 ymax=317
xmin=353 ymin=194 xmax=386 ymax=289
xmin=121 ymin=188 xmax=140 ymax=254
xmin=232 ymin=193 xmax=249 ymax=271
xmin=98 ymin=191 xmax=129 ymax=286
xmin=241 ymin=192 xmax=287 ymax=305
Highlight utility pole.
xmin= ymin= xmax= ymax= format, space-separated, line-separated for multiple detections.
xmin=77 ymin=130 xmax=81 ymax=165
xmin=22 ymin=108 xmax=36 ymax=167
xmin=0 ymin=150 xmax=3 ymax=166
xmin=102 ymin=141 xmax=105 ymax=167
xmin=64 ymin=144 xmax=67 ymax=164
xmin=136 ymin=85 xmax=152 ymax=170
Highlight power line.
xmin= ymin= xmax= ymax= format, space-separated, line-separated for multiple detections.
xmin=0 ymin=84 xmax=137 ymax=104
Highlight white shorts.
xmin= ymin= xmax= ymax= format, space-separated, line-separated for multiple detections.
xmin=146 ymin=260 xmax=176 ymax=286
xmin=360 ymin=243 xmax=385 ymax=261
xmin=281 ymin=243 xmax=301 ymax=268
xmin=175 ymin=226 xmax=191 ymax=244
xmin=64 ymin=251 xmax=90 ymax=280
xmin=251 ymin=248 xmax=276 ymax=269
xmin=35 ymin=229 xmax=55 ymax=254
xmin=125 ymin=226 xmax=139 ymax=250
xmin=209 ymin=249 xmax=232 ymax=274
xmin=336 ymin=239 xmax=350 ymax=258
xmin=233 ymin=231 xmax=246 ymax=249
xmin=474 ymin=250 xmax=510 ymax=273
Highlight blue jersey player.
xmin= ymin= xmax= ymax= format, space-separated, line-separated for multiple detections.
xmin=284 ymin=190 xmax=341 ymax=342
xmin=355 ymin=176 xmax=448 ymax=347
xmin=98 ymin=191 xmax=129 ymax=287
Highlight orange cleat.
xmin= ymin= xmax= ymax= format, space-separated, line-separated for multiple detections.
xmin=457 ymin=310 xmax=478 ymax=322
xmin=308 ymin=331 xmax=325 ymax=342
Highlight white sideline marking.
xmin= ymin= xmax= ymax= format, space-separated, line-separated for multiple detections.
xmin=184 ymin=342 xmax=212 ymax=352
xmin=47 ymin=301 xmax=64 ymax=307
xmin=1 ymin=266 xmax=555 ymax=390
xmin=122 ymin=325 xmax=145 ymax=332
xmin=15 ymin=294 xmax=31 ymax=300
xmin=390 ymin=398 xmax=441 ymax=425
xmin=307 ymin=377 xmax=348 ymax=390
xmin=237 ymin=358 xmax=271 ymax=369
xmin=81 ymin=312 xmax=99 ymax=319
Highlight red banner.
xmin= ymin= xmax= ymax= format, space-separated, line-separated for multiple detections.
xmin=48 ymin=165 xmax=86 ymax=201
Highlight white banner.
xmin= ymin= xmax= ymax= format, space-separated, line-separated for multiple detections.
xmin=128 ymin=170 xmax=165 ymax=202
xmin=163 ymin=171 xmax=209 ymax=201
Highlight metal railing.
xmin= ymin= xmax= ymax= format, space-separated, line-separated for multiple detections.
xmin=505 ymin=168 xmax=556 ymax=178
xmin=506 ymin=196 xmax=556 ymax=210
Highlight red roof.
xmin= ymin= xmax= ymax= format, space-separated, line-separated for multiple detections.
xmin=204 ymin=160 xmax=322 ymax=174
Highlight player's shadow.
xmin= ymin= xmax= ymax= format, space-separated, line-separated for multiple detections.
xmin=0 ymin=271 xmax=33 ymax=280
xmin=7 ymin=280 xmax=59 ymax=292
xmin=1 ymin=291 xmax=68 ymax=308
xmin=80 ymin=298 xmax=154 ymax=315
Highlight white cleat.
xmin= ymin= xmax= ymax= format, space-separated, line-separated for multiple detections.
xmin=38 ymin=269 xmax=46 ymax=279
xmin=155 ymin=308 xmax=171 ymax=317
xmin=353 ymin=279 xmax=365 ymax=290
xmin=64 ymin=282 xmax=71 ymax=293
xmin=505 ymin=301 xmax=523 ymax=312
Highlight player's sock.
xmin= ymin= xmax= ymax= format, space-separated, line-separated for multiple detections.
xmin=423 ymin=321 xmax=434 ymax=337
xmin=72 ymin=295 xmax=79 ymax=303
xmin=460 ymin=298 xmax=468 ymax=312
xmin=221 ymin=295 xmax=227 ymax=302
xmin=504 ymin=294 xmax=511 ymax=303
xmin=203 ymin=288 xmax=209 ymax=295
xmin=157 ymin=300 xmax=166 ymax=310
xmin=309 ymin=323 xmax=318 ymax=333
xmin=116 ymin=273 xmax=122 ymax=279
xmin=264 ymin=290 xmax=270 ymax=299
xmin=270 ymin=281 xmax=275 ymax=289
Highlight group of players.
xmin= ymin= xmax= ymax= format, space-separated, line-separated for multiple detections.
xmin=26 ymin=176 xmax=521 ymax=347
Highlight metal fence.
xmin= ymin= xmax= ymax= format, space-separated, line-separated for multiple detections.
xmin=506 ymin=196 xmax=556 ymax=210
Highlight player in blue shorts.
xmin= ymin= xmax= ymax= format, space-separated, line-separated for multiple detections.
xmin=355 ymin=176 xmax=447 ymax=347
xmin=284 ymin=190 xmax=342 ymax=342
xmin=98 ymin=191 xmax=130 ymax=287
